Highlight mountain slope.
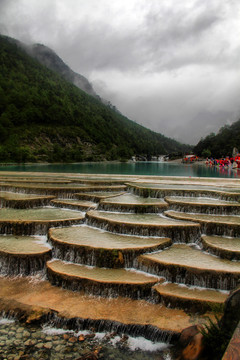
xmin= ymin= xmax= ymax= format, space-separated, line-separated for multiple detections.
xmin=0 ymin=35 xmax=189 ymax=163
xmin=27 ymin=43 xmax=98 ymax=98
xmin=194 ymin=120 xmax=240 ymax=158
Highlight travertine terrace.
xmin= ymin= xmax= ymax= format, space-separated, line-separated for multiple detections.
xmin=0 ymin=171 xmax=239 ymax=343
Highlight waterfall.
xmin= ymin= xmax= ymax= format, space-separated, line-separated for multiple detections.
xmin=168 ymin=203 xmax=240 ymax=215
xmin=0 ymin=253 xmax=51 ymax=276
xmin=47 ymin=267 xmax=156 ymax=300
xmin=49 ymin=315 xmax=177 ymax=344
xmin=49 ymin=237 xmax=170 ymax=269
xmin=86 ymin=216 xmax=201 ymax=244
xmin=0 ymin=197 xmax=55 ymax=209
xmin=136 ymin=260 xmax=238 ymax=291
xmin=201 ymin=222 xmax=240 ymax=238
xmin=98 ymin=203 xmax=166 ymax=213
xmin=0 ymin=218 xmax=84 ymax=236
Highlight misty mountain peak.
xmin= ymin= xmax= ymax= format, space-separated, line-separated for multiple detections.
xmin=28 ymin=43 xmax=98 ymax=98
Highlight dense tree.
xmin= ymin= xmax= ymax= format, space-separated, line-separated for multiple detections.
xmin=194 ymin=121 xmax=240 ymax=158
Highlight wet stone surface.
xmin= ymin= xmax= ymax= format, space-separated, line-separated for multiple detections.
xmin=0 ymin=319 xmax=173 ymax=360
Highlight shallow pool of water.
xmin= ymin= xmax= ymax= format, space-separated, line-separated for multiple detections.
xmin=0 ymin=207 xmax=84 ymax=221
xmin=0 ymin=318 xmax=174 ymax=360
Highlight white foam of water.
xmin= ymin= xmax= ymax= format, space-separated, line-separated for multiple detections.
xmin=127 ymin=336 xmax=168 ymax=352
xmin=127 ymin=267 xmax=160 ymax=279
xmin=0 ymin=318 xmax=15 ymax=325
xmin=164 ymin=353 xmax=173 ymax=360
xmin=110 ymin=335 xmax=121 ymax=345
xmin=40 ymin=326 xmax=170 ymax=353
xmin=34 ymin=235 xmax=52 ymax=249
xmin=176 ymin=282 xmax=229 ymax=294
xmin=76 ymin=330 xmax=92 ymax=337
xmin=42 ymin=326 xmax=93 ymax=338
xmin=42 ymin=325 xmax=74 ymax=336
xmin=93 ymin=332 xmax=106 ymax=340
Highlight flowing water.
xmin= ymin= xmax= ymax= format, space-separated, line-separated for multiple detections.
xmin=0 ymin=161 xmax=240 ymax=178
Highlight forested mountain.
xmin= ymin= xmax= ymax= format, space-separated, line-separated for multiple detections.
xmin=194 ymin=120 xmax=240 ymax=158
xmin=0 ymin=34 xmax=189 ymax=163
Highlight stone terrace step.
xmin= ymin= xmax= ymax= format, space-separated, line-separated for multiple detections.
xmin=74 ymin=185 xmax=127 ymax=193
xmin=153 ymin=282 xmax=228 ymax=313
xmin=0 ymin=174 xmax=75 ymax=180
xmin=137 ymin=244 xmax=240 ymax=290
xmin=0 ymin=184 xmax=126 ymax=199
xmin=50 ymin=199 xmax=97 ymax=211
xmin=99 ymin=193 xmax=169 ymax=213
xmin=70 ymin=178 xmax=127 ymax=185
xmin=165 ymin=210 xmax=240 ymax=237
xmin=165 ymin=196 xmax=240 ymax=215
xmin=49 ymin=225 xmax=171 ymax=268
xmin=0 ymin=191 xmax=55 ymax=209
xmin=127 ymin=183 xmax=240 ymax=202
xmin=131 ymin=177 xmax=240 ymax=187
xmin=0 ymin=277 xmax=216 ymax=338
xmin=0 ymin=208 xmax=84 ymax=235
xmin=0 ymin=235 xmax=51 ymax=275
xmin=201 ymin=235 xmax=240 ymax=260
xmin=0 ymin=179 xmax=71 ymax=184
xmin=86 ymin=210 xmax=200 ymax=243
xmin=47 ymin=259 xmax=161 ymax=299
xmin=75 ymin=191 xmax=126 ymax=202
xmin=0 ymin=176 xmax=72 ymax=184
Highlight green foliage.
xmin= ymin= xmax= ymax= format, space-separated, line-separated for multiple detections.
xmin=200 ymin=315 xmax=232 ymax=360
xmin=0 ymin=35 xmax=190 ymax=163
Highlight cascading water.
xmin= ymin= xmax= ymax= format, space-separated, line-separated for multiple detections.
xmin=86 ymin=214 xmax=201 ymax=244
xmin=49 ymin=239 xmax=170 ymax=269
xmin=0 ymin=254 xmax=50 ymax=276
xmin=167 ymin=203 xmax=240 ymax=215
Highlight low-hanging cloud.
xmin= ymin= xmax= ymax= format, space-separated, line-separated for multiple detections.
xmin=0 ymin=0 xmax=240 ymax=144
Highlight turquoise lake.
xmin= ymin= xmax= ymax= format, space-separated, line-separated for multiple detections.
xmin=0 ymin=162 xmax=239 ymax=178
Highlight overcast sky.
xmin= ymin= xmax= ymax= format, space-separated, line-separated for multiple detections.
xmin=1 ymin=0 xmax=240 ymax=144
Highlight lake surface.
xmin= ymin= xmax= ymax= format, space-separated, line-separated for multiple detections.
xmin=0 ymin=162 xmax=239 ymax=178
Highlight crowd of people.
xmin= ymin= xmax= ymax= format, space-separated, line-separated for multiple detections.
xmin=206 ymin=156 xmax=240 ymax=168
xmin=182 ymin=154 xmax=240 ymax=170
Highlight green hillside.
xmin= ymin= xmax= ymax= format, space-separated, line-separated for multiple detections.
xmin=0 ymin=35 xmax=189 ymax=163
xmin=194 ymin=120 xmax=240 ymax=158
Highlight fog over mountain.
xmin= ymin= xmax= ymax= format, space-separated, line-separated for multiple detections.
xmin=27 ymin=43 xmax=98 ymax=98
xmin=1 ymin=0 xmax=240 ymax=144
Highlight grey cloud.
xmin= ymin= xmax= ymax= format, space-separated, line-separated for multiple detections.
xmin=144 ymin=2 xmax=220 ymax=43
xmin=0 ymin=0 xmax=239 ymax=144
xmin=139 ymin=2 xmax=228 ymax=72
xmin=0 ymin=0 xmax=237 ymax=74
xmin=173 ymin=110 xmax=236 ymax=144
xmin=58 ymin=22 xmax=143 ymax=73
